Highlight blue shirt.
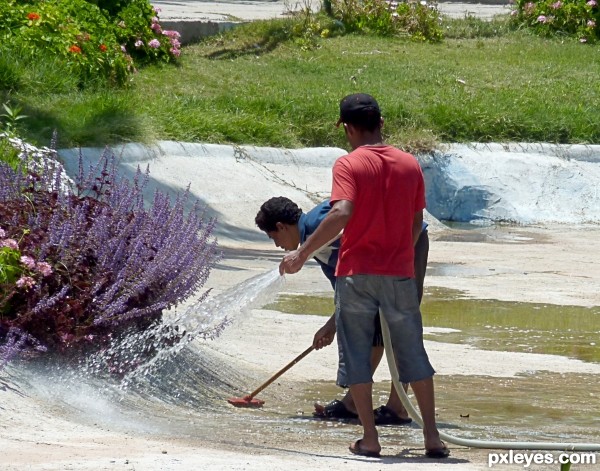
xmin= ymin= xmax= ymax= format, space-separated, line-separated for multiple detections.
xmin=298 ymin=200 xmax=428 ymax=289
xmin=298 ymin=200 xmax=340 ymax=289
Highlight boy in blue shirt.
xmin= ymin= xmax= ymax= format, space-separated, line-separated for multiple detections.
xmin=255 ymin=196 xmax=429 ymax=425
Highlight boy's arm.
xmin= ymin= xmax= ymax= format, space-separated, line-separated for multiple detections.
xmin=313 ymin=314 xmax=336 ymax=350
xmin=279 ymin=200 xmax=352 ymax=275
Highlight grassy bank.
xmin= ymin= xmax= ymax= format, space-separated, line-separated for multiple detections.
xmin=8 ymin=18 xmax=600 ymax=151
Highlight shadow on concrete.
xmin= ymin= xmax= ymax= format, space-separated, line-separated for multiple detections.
xmin=57 ymin=147 xmax=267 ymax=244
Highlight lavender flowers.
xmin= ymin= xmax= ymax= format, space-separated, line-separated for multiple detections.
xmin=0 ymin=140 xmax=220 ymax=368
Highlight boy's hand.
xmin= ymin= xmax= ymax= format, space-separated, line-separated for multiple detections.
xmin=279 ymin=249 xmax=307 ymax=275
xmin=313 ymin=317 xmax=336 ymax=350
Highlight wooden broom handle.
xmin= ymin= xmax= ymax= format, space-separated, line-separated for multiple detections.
xmin=247 ymin=345 xmax=314 ymax=399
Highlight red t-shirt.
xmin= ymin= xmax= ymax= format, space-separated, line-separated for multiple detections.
xmin=331 ymin=145 xmax=425 ymax=278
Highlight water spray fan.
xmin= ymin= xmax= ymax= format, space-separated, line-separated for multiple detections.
xmin=228 ymin=346 xmax=314 ymax=408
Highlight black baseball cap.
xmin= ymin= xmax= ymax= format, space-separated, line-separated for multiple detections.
xmin=336 ymin=93 xmax=381 ymax=126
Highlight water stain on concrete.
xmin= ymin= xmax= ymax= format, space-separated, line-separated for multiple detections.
xmin=265 ymin=289 xmax=600 ymax=363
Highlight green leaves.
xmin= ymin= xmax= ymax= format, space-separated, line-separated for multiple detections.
xmin=0 ymin=102 xmax=27 ymax=135
xmin=328 ymin=0 xmax=444 ymax=42
xmin=0 ymin=0 xmax=180 ymax=89
xmin=511 ymin=0 xmax=600 ymax=43
xmin=0 ymin=246 xmax=22 ymax=285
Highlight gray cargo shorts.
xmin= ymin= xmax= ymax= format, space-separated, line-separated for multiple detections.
xmin=335 ymin=274 xmax=435 ymax=387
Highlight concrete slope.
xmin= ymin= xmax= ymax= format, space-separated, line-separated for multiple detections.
xmin=57 ymin=141 xmax=600 ymax=247
xmin=58 ymin=142 xmax=345 ymax=245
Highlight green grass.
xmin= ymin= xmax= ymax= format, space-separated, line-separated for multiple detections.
xmin=5 ymin=16 xmax=600 ymax=151
xmin=0 ymin=137 xmax=21 ymax=170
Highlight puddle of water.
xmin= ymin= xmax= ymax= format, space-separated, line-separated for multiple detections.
xmin=264 ymin=294 xmax=334 ymax=316
xmin=232 ymin=371 xmax=600 ymax=448
xmin=434 ymin=224 xmax=549 ymax=244
xmin=260 ymin=289 xmax=600 ymax=447
xmin=426 ymin=262 xmax=504 ymax=277
xmin=433 ymin=372 xmax=600 ymax=442
xmin=265 ymin=289 xmax=600 ymax=363
xmin=421 ymin=287 xmax=600 ymax=363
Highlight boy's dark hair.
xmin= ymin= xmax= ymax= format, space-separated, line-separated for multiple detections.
xmin=255 ymin=196 xmax=302 ymax=232
xmin=337 ymin=93 xmax=381 ymax=132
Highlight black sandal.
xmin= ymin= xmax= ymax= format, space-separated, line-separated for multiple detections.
xmin=373 ymin=405 xmax=413 ymax=425
xmin=314 ymin=399 xmax=358 ymax=419
xmin=425 ymin=441 xmax=450 ymax=459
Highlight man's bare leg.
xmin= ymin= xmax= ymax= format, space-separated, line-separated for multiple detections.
xmin=409 ymin=377 xmax=447 ymax=453
xmin=348 ymin=382 xmax=380 ymax=455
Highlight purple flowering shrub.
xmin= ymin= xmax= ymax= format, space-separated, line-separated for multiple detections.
xmin=0 ymin=148 xmax=220 ymax=368
xmin=511 ymin=0 xmax=599 ymax=43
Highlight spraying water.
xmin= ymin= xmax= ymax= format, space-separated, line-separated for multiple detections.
xmin=2 ymin=268 xmax=285 ymax=436
xmin=83 ymin=268 xmax=284 ymax=394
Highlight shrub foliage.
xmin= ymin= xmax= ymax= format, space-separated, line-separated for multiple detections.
xmin=0 ymin=0 xmax=181 ymax=88
xmin=0 ymin=139 xmax=220 ymax=367
xmin=328 ymin=0 xmax=444 ymax=42
xmin=511 ymin=0 xmax=599 ymax=43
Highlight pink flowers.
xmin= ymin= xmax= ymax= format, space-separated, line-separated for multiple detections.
xmin=19 ymin=254 xmax=53 ymax=276
xmin=151 ymin=22 xmax=162 ymax=34
xmin=162 ymin=30 xmax=182 ymax=56
xmin=16 ymin=276 xmax=36 ymax=290
xmin=148 ymin=39 xmax=161 ymax=48
xmin=36 ymin=262 xmax=53 ymax=277
xmin=163 ymin=30 xmax=181 ymax=40
xmin=516 ymin=0 xmax=597 ymax=45
xmin=60 ymin=333 xmax=74 ymax=344
xmin=0 ymin=229 xmax=18 ymax=250
xmin=20 ymin=255 xmax=36 ymax=269
xmin=135 ymin=40 xmax=144 ymax=48
xmin=0 ymin=239 xmax=18 ymax=250
xmin=151 ymin=16 xmax=162 ymax=33
xmin=1 ymin=229 xmax=53 ymax=292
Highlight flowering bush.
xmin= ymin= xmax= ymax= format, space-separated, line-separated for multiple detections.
xmin=0 ymin=140 xmax=220 ymax=368
xmin=0 ymin=0 xmax=181 ymax=87
xmin=327 ymin=0 xmax=443 ymax=42
xmin=0 ymin=0 xmax=130 ymax=86
xmin=510 ymin=0 xmax=599 ymax=43
xmin=111 ymin=0 xmax=182 ymax=63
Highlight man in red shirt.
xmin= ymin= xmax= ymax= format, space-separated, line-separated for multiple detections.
xmin=279 ymin=93 xmax=448 ymax=459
